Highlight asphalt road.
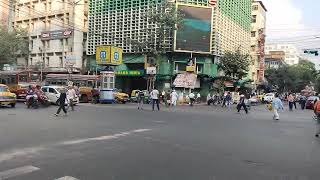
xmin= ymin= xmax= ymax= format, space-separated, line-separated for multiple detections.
xmin=0 ymin=102 xmax=319 ymax=180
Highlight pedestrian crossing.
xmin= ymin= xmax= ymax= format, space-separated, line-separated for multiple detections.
xmin=0 ymin=165 xmax=80 ymax=180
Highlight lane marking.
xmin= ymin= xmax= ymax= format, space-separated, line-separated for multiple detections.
xmin=0 ymin=129 xmax=152 ymax=163
xmin=55 ymin=176 xmax=80 ymax=180
xmin=0 ymin=165 xmax=40 ymax=179
xmin=60 ymin=129 xmax=151 ymax=145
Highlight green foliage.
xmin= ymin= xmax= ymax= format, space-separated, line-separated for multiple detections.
xmin=265 ymin=60 xmax=318 ymax=92
xmin=0 ymin=26 xmax=29 ymax=65
xmin=218 ymin=50 xmax=250 ymax=79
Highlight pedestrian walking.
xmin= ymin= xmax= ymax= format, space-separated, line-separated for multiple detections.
xmin=300 ymin=95 xmax=307 ymax=110
xmin=313 ymin=99 xmax=320 ymax=137
xmin=293 ymin=94 xmax=297 ymax=109
xmin=272 ymin=93 xmax=284 ymax=120
xmin=189 ymin=92 xmax=195 ymax=106
xmin=225 ymin=92 xmax=232 ymax=108
xmin=170 ymin=90 xmax=178 ymax=106
xmin=196 ymin=92 xmax=201 ymax=103
xmin=67 ymin=86 xmax=77 ymax=111
xmin=150 ymin=88 xmax=160 ymax=111
xmin=288 ymin=93 xmax=294 ymax=111
xmin=237 ymin=94 xmax=248 ymax=114
xmin=54 ymin=89 xmax=68 ymax=116
xmin=136 ymin=90 xmax=145 ymax=110
xmin=207 ymin=93 xmax=213 ymax=105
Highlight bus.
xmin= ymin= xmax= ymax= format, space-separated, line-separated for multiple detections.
xmin=45 ymin=74 xmax=100 ymax=102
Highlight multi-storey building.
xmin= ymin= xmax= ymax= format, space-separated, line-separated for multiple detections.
xmin=87 ymin=0 xmax=252 ymax=94
xmin=250 ymin=0 xmax=266 ymax=85
xmin=10 ymin=0 xmax=88 ymax=72
xmin=0 ymin=0 xmax=10 ymax=28
xmin=265 ymin=44 xmax=300 ymax=65
xmin=265 ymin=51 xmax=286 ymax=69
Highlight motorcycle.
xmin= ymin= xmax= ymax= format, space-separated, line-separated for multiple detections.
xmin=26 ymin=95 xmax=39 ymax=109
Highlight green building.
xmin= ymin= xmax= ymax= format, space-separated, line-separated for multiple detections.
xmin=87 ymin=0 xmax=252 ymax=95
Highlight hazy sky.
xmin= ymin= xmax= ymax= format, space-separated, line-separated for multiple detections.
xmin=261 ymin=0 xmax=320 ymax=64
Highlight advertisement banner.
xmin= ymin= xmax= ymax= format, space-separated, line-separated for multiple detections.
xmin=115 ymin=70 xmax=144 ymax=77
xmin=175 ymin=5 xmax=212 ymax=53
xmin=110 ymin=46 xmax=123 ymax=65
xmin=96 ymin=46 xmax=111 ymax=64
xmin=41 ymin=29 xmax=73 ymax=40
xmin=173 ymin=73 xmax=198 ymax=89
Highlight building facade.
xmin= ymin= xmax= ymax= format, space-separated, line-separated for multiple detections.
xmin=0 ymin=0 xmax=10 ymax=28
xmin=265 ymin=51 xmax=286 ymax=69
xmin=10 ymin=0 xmax=88 ymax=72
xmin=87 ymin=0 xmax=252 ymax=94
xmin=265 ymin=44 xmax=300 ymax=65
xmin=249 ymin=0 xmax=266 ymax=85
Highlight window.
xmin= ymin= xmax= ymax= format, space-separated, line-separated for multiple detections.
xmin=251 ymin=31 xmax=256 ymax=37
xmin=42 ymin=88 xmax=48 ymax=92
xmin=30 ymin=40 xmax=33 ymax=50
xmin=252 ymin=15 xmax=257 ymax=23
xmin=252 ymin=5 xmax=258 ymax=11
xmin=49 ymin=88 xmax=56 ymax=94
xmin=59 ymin=57 xmax=63 ymax=67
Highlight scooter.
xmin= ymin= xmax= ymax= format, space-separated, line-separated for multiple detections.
xmin=26 ymin=96 xmax=39 ymax=109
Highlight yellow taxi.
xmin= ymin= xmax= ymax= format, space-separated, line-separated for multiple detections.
xmin=0 ymin=84 xmax=17 ymax=108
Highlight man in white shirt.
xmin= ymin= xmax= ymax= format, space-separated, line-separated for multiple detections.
xmin=67 ymin=86 xmax=77 ymax=111
xmin=170 ymin=90 xmax=178 ymax=106
xmin=150 ymin=88 xmax=160 ymax=111
xmin=189 ymin=92 xmax=195 ymax=106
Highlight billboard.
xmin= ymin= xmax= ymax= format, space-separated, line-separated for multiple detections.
xmin=175 ymin=5 xmax=212 ymax=53
xmin=41 ymin=29 xmax=73 ymax=40
xmin=96 ymin=45 xmax=123 ymax=65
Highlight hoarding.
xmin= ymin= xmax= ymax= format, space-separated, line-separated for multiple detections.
xmin=96 ymin=45 xmax=123 ymax=65
xmin=115 ymin=70 xmax=144 ymax=76
xmin=96 ymin=46 xmax=111 ymax=64
xmin=173 ymin=73 xmax=198 ymax=89
xmin=41 ymin=29 xmax=73 ymax=40
xmin=175 ymin=5 xmax=212 ymax=53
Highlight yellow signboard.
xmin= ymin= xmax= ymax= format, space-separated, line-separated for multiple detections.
xmin=96 ymin=46 xmax=111 ymax=64
xmin=110 ymin=46 xmax=123 ymax=65
xmin=96 ymin=45 xmax=123 ymax=65
xmin=186 ymin=66 xmax=196 ymax=72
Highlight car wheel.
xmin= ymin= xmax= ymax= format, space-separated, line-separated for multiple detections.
xmin=10 ymin=103 xmax=16 ymax=108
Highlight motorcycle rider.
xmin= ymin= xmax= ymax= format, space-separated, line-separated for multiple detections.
xmin=26 ymin=85 xmax=37 ymax=108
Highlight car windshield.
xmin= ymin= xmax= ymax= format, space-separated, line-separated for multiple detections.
xmin=0 ymin=86 xmax=8 ymax=92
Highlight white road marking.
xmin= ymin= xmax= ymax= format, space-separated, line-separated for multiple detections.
xmin=60 ymin=129 xmax=152 ymax=145
xmin=55 ymin=176 xmax=80 ymax=180
xmin=0 ymin=129 xmax=152 ymax=163
xmin=0 ymin=165 xmax=40 ymax=179
xmin=0 ymin=147 xmax=45 ymax=163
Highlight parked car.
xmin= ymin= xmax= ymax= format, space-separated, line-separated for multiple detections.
xmin=249 ymin=96 xmax=260 ymax=105
xmin=0 ymin=84 xmax=16 ymax=108
xmin=113 ymin=89 xmax=129 ymax=104
xmin=42 ymin=86 xmax=79 ymax=105
xmin=306 ymin=96 xmax=320 ymax=110
xmin=263 ymin=93 xmax=275 ymax=103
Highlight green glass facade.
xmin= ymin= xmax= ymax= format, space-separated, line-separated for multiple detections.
xmin=218 ymin=0 xmax=252 ymax=31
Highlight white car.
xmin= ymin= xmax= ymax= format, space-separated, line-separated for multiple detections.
xmin=42 ymin=86 xmax=79 ymax=105
xmin=263 ymin=93 xmax=275 ymax=103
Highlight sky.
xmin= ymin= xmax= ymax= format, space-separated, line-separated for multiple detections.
xmin=261 ymin=0 xmax=320 ymax=65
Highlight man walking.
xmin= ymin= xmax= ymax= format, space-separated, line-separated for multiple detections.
xmin=300 ymin=95 xmax=307 ymax=110
xmin=272 ymin=93 xmax=283 ymax=120
xmin=55 ymin=89 xmax=68 ymax=116
xmin=237 ymin=94 xmax=248 ymax=114
xmin=67 ymin=86 xmax=77 ymax=111
xmin=170 ymin=90 xmax=178 ymax=106
xmin=150 ymin=88 xmax=160 ymax=111
xmin=225 ymin=92 xmax=232 ymax=108
xmin=137 ymin=90 xmax=145 ymax=110
xmin=288 ymin=93 xmax=294 ymax=111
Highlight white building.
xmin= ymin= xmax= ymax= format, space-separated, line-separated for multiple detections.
xmin=265 ymin=44 xmax=300 ymax=65
xmin=10 ymin=0 xmax=88 ymax=71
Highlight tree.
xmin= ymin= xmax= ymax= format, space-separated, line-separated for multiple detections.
xmin=218 ymin=50 xmax=251 ymax=80
xmin=0 ymin=26 xmax=29 ymax=66
xmin=265 ymin=60 xmax=318 ymax=93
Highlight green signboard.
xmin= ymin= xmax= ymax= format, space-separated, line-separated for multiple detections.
xmin=115 ymin=70 xmax=145 ymax=76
